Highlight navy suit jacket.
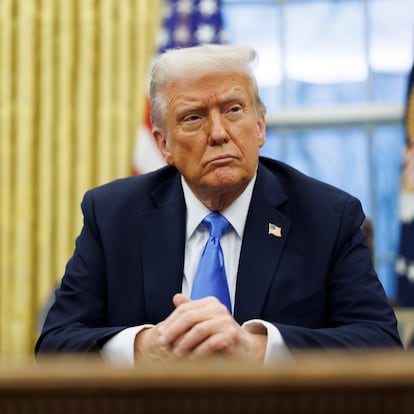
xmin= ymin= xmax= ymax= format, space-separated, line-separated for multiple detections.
xmin=35 ymin=157 xmax=402 ymax=353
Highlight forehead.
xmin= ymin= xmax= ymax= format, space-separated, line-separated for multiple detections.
xmin=165 ymin=71 xmax=254 ymax=107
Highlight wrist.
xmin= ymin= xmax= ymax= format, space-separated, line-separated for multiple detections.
xmin=133 ymin=327 xmax=153 ymax=364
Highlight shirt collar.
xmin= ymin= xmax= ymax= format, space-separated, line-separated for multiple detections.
xmin=181 ymin=174 xmax=257 ymax=240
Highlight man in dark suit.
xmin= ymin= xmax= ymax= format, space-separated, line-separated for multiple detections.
xmin=36 ymin=45 xmax=402 ymax=365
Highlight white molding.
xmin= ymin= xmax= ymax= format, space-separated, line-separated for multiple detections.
xmin=266 ymin=104 xmax=404 ymax=128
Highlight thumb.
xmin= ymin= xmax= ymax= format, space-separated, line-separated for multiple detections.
xmin=172 ymin=293 xmax=191 ymax=307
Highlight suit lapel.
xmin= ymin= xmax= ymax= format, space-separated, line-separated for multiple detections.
xmin=234 ymin=164 xmax=291 ymax=324
xmin=137 ymin=173 xmax=187 ymax=323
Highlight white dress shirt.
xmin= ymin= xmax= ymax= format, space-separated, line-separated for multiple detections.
xmin=101 ymin=173 xmax=289 ymax=366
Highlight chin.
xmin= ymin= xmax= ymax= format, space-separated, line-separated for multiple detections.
xmin=209 ymin=171 xmax=250 ymax=192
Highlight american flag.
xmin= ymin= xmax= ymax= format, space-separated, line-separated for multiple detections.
xmin=132 ymin=0 xmax=226 ymax=175
xmin=268 ymin=223 xmax=282 ymax=238
xmin=396 ymin=62 xmax=414 ymax=306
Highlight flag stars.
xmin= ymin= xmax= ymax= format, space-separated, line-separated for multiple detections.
xmin=157 ymin=27 xmax=170 ymax=49
xmin=162 ymin=2 xmax=173 ymax=19
xmin=157 ymin=0 xmax=224 ymax=50
xmin=199 ymin=0 xmax=218 ymax=16
xmin=177 ymin=0 xmax=193 ymax=16
xmin=195 ymin=23 xmax=216 ymax=44
xmin=174 ymin=24 xmax=191 ymax=44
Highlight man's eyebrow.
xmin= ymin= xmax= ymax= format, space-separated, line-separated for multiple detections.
xmin=174 ymin=89 xmax=247 ymax=115
xmin=218 ymin=90 xmax=246 ymax=103
xmin=175 ymin=103 xmax=204 ymax=116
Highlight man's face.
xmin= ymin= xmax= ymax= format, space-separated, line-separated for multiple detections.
xmin=153 ymin=71 xmax=265 ymax=200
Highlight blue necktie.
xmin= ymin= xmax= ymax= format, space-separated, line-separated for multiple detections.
xmin=191 ymin=212 xmax=232 ymax=313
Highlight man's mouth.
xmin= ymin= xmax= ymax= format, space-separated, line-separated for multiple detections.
xmin=209 ymin=154 xmax=235 ymax=165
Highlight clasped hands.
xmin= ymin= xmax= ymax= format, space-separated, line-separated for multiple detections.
xmin=134 ymin=293 xmax=266 ymax=365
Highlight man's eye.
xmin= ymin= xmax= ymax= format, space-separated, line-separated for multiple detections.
xmin=228 ymin=105 xmax=242 ymax=113
xmin=183 ymin=114 xmax=201 ymax=123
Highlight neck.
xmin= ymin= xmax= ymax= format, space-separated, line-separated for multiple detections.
xmin=192 ymin=184 xmax=248 ymax=212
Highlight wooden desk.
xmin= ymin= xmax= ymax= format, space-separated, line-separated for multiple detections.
xmin=1 ymin=351 xmax=414 ymax=414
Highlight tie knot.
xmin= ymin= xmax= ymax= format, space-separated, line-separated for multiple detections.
xmin=202 ymin=212 xmax=229 ymax=238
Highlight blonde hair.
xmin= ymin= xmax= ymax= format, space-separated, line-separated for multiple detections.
xmin=149 ymin=44 xmax=266 ymax=127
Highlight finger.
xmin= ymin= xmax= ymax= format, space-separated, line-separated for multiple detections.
xmin=172 ymin=293 xmax=191 ymax=307
xmin=157 ymin=294 xmax=192 ymax=336
xmin=160 ymin=295 xmax=201 ymax=328
xmin=188 ymin=332 xmax=233 ymax=360
xmin=161 ymin=296 xmax=220 ymax=334
xmin=158 ymin=305 xmax=202 ymax=346
xmin=171 ymin=312 xmax=235 ymax=357
xmin=159 ymin=297 xmax=228 ymax=347
xmin=190 ymin=327 xmax=267 ymax=363
xmin=171 ymin=319 xmax=219 ymax=357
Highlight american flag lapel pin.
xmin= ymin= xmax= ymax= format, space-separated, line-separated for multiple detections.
xmin=268 ymin=223 xmax=282 ymax=238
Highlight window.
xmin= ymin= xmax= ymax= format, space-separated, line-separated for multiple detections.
xmin=222 ymin=0 xmax=414 ymax=298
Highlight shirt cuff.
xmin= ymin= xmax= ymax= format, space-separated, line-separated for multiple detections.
xmin=242 ymin=319 xmax=291 ymax=365
xmin=100 ymin=325 xmax=154 ymax=367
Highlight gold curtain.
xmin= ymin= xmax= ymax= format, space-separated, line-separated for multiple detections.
xmin=0 ymin=0 xmax=162 ymax=358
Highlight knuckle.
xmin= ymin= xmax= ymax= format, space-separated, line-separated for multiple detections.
xmin=213 ymin=335 xmax=232 ymax=351
xmin=229 ymin=328 xmax=239 ymax=341
xmin=181 ymin=311 xmax=196 ymax=326
xmin=192 ymin=323 xmax=206 ymax=337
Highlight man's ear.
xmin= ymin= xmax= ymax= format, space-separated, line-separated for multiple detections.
xmin=257 ymin=114 xmax=266 ymax=148
xmin=153 ymin=128 xmax=174 ymax=165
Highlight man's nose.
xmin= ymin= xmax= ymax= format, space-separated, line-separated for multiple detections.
xmin=207 ymin=111 xmax=229 ymax=145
